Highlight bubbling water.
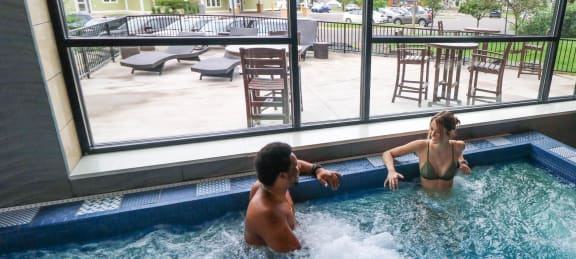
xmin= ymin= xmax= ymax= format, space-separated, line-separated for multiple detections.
xmin=7 ymin=160 xmax=576 ymax=258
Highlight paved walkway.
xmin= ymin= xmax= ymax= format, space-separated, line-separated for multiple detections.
xmin=81 ymin=47 xmax=575 ymax=143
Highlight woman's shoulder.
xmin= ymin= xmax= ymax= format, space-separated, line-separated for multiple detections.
xmin=409 ymin=139 xmax=429 ymax=147
xmin=450 ymin=140 xmax=466 ymax=151
xmin=406 ymin=139 xmax=429 ymax=151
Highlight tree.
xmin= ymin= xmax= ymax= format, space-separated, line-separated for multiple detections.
xmin=518 ymin=3 xmax=576 ymax=37
xmin=421 ymin=0 xmax=443 ymax=27
xmin=156 ymin=0 xmax=199 ymax=14
xmin=503 ymin=0 xmax=547 ymax=35
xmin=373 ymin=0 xmax=388 ymax=10
xmin=458 ymin=0 xmax=500 ymax=27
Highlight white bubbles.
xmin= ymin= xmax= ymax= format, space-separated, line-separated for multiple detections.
xmin=295 ymin=212 xmax=401 ymax=259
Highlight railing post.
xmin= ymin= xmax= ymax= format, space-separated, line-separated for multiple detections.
xmin=80 ymin=47 xmax=90 ymax=79
xmin=110 ymin=47 xmax=115 ymax=63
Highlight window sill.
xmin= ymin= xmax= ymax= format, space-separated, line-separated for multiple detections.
xmin=70 ymin=100 xmax=576 ymax=181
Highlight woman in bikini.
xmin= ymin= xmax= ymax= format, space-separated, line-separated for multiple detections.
xmin=382 ymin=111 xmax=471 ymax=190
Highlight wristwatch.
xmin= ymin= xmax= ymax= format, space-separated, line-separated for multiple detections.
xmin=311 ymin=164 xmax=323 ymax=178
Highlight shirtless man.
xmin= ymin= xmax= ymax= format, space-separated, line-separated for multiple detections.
xmin=244 ymin=142 xmax=342 ymax=253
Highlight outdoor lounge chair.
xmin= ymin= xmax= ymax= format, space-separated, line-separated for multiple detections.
xmin=297 ymin=19 xmax=318 ymax=60
xmin=190 ymin=56 xmax=241 ymax=81
xmin=120 ymin=45 xmax=208 ymax=75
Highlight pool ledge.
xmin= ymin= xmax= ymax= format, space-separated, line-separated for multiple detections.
xmin=1 ymin=132 xmax=576 ymax=254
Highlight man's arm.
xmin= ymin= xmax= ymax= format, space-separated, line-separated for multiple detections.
xmin=258 ymin=209 xmax=301 ymax=252
xmin=297 ymin=160 xmax=341 ymax=190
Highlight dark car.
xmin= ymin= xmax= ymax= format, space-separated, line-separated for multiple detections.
xmin=311 ymin=3 xmax=330 ymax=13
xmin=489 ymin=10 xmax=501 ymax=18
xmin=391 ymin=10 xmax=432 ymax=27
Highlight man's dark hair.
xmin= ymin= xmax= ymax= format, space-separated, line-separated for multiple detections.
xmin=255 ymin=142 xmax=292 ymax=186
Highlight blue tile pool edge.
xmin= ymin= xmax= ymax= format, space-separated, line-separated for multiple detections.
xmin=0 ymin=131 xmax=575 ymax=254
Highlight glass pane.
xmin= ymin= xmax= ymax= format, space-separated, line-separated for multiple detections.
xmin=549 ymin=3 xmax=576 ymax=98
xmin=300 ymin=15 xmax=361 ymax=124
xmin=371 ymin=37 xmax=544 ymax=115
xmin=71 ymin=44 xmax=295 ymax=144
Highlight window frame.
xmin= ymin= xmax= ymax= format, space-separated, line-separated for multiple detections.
xmin=48 ymin=0 xmax=573 ymax=154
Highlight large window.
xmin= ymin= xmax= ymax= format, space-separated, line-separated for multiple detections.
xmin=52 ymin=0 xmax=573 ymax=153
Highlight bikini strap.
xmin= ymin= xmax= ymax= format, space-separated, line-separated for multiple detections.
xmin=451 ymin=141 xmax=455 ymax=163
xmin=427 ymin=140 xmax=431 ymax=161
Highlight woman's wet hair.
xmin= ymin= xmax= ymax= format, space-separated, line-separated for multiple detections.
xmin=255 ymin=142 xmax=292 ymax=186
xmin=430 ymin=111 xmax=460 ymax=136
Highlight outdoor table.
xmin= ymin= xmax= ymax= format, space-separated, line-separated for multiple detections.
xmin=463 ymin=27 xmax=501 ymax=35
xmin=427 ymin=42 xmax=479 ymax=107
xmin=313 ymin=42 xmax=330 ymax=59
xmin=224 ymin=44 xmax=303 ymax=58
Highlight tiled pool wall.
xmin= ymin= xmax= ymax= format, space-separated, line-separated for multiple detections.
xmin=1 ymin=132 xmax=575 ymax=254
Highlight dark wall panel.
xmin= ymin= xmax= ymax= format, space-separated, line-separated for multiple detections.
xmin=0 ymin=0 xmax=73 ymax=208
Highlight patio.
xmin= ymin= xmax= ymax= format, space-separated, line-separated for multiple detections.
xmin=81 ymin=46 xmax=576 ymax=144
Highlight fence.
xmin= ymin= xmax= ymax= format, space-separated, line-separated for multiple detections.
xmin=68 ymin=14 xmax=576 ymax=79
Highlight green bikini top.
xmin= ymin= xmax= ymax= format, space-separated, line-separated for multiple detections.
xmin=420 ymin=141 xmax=458 ymax=181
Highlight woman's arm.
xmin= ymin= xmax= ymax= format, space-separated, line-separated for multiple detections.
xmin=382 ymin=140 xmax=425 ymax=190
xmin=454 ymin=141 xmax=471 ymax=175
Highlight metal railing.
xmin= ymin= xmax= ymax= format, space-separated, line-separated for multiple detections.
xmin=68 ymin=14 xmax=576 ymax=79
xmin=71 ymin=47 xmax=119 ymax=79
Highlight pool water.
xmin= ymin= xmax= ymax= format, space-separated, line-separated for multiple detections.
xmin=7 ymin=159 xmax=576 ymax=258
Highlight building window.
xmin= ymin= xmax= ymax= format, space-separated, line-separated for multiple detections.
xmin=103 ymin=0 xmax=118 ymax=3
xmin=206 ymin=0 xmax=221 ymax=7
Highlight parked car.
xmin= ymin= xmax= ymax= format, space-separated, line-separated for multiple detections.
xmin=344 ymin=3 xmax=360 ymax=11
xmin=326 ymin=0 xmax=342 ymax=9
xmin=199 ymin=18 xmax=239 ymax=35
xmin=310 ymin=3 xmax=330 ymax=13
xmin=254 ymin=19 xmax=288 ymax=35
xmin=390 ymin=10 xmax=432 ymax=27
xmin=151 ymin=18 xmax=213 ymax=36
xmin=489 ymin=10 xmax=502 ymax=18
xmin=343 ymin=9 xmax=387 ymax=24
xmin=378 ymin=7 xmax=402 ymax=23
xmin=84 ymin=16 xmax=116 ymax=27
xmin=96 ymin=16 xmax=178 ymax=37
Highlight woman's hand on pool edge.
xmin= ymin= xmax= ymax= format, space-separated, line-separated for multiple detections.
xmin=316 ymin=169 xmax=342 ymax=190
xmin=384 ymin=171 xmax=404 ymax=190
xmin=459 ymin=163 xmax=471 ymax=175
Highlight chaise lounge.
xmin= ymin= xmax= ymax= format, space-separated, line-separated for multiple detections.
xmin=120 ymin=45 xmax=209 ymax=75
xmin=190 ymin=56 xmax=241 ymax=81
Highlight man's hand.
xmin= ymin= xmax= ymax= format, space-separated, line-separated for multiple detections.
xmin=316 ymin=168 xmax=341 ymax=190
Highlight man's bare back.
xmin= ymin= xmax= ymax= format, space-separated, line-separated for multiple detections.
xmin=243 ymin=142 xmax=341 ymax=253
xmin=244 ymin=182 xmax=298 ymax=249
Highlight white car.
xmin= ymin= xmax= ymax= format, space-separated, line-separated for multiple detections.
xmin=199 ymin=18 xmax=239 ymax=36
xmin=151 ymin=18 xmax=213 ymax=37
xmin=326 ymin=0 xmax=342 ymax=9
xmin=343 ymin=10 xmax=387 ymax=24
